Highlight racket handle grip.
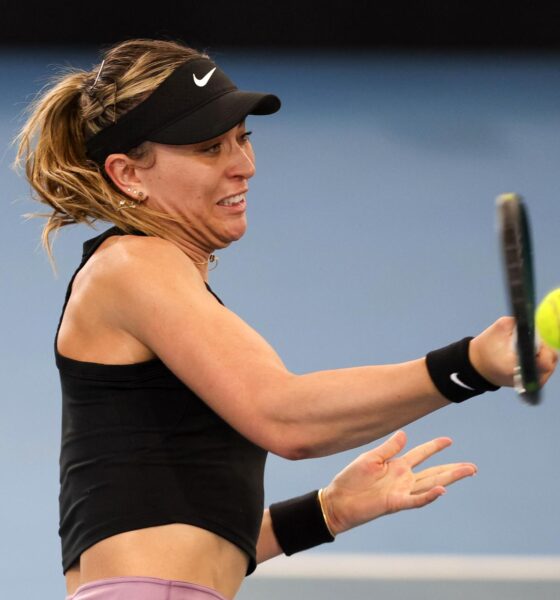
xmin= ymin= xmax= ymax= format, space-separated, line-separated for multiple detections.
xmin=511 ymin=328 xmax=541 ymax=402
xmin=513 ymin=365 xmax=524 ymax=394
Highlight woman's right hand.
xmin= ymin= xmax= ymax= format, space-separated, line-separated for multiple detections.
xmin=469 ymin=316 xmax=558 ymax=388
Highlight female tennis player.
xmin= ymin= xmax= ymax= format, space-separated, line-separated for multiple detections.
xmin=16 ymin=39 xmax=557 ymax=600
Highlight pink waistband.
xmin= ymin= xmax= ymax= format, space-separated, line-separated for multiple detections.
xmin=66 ymin=576 xmax=229 ymax=600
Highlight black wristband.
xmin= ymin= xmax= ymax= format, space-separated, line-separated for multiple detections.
xmin=269 ymin=490 xmax=335 ymax=556
xmin=426 ymin=337 xmax=500 ymax=403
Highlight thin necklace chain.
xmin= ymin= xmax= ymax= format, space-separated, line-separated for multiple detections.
xmin=192 ymin=254 xmax=218 ymax=270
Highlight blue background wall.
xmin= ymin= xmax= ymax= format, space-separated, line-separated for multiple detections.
xmin=2 ymin=49 xmax=560 ymax=597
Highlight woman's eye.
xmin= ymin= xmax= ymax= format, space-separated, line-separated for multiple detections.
xmin=240 ymin=131 xmax=253 ymax=144
xmin=203 ymin=143 xmax=221 ymax=154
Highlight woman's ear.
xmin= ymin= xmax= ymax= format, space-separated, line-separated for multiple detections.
xmin=104 ymin=153 xmax=143 ymax=197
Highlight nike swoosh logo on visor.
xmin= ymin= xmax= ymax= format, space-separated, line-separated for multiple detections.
xmin=450 ymin=372 xmax=475 ymax=391
xmin=193 ymin=68 xmax=217 ymax=87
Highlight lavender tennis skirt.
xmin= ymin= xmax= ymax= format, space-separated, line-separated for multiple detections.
xmin=66 ymin=577 xmax=229 ymax=600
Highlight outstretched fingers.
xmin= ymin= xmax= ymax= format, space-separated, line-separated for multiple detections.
xmin=400 ymin=436 xmax=453 ymax=469
xmin=412 ymin=463 xmax=477 ymax=494
xmin=404 ymin=486 xmax=447 ymax=509
xmin=371 ymin=430 xmax=408 ymax=463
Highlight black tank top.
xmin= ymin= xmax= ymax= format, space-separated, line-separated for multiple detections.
xmin=56 ymin=226 xmax=267 ymax=575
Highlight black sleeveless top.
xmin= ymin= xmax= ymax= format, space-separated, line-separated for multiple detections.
xmin=56 ymin=226 xmax=267 ymax=575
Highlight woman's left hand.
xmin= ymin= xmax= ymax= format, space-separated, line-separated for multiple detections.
xmin=321 ymin=430 xmax=477 ymax=536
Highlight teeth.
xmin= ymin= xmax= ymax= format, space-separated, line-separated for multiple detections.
xmin=218 ymin=193 xmax=244 ymax=206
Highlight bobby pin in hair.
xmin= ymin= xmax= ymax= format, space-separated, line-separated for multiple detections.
xmin=86 ymin=60 xmax=118 ymax=124
xmin=88 ymin=59 xmax=106 ymax=93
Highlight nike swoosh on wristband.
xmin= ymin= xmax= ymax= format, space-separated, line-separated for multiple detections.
xmin=450 ymin=372 xmax=475 ymax=391
xmin=193 ymin=67 xmax=217 ymax=87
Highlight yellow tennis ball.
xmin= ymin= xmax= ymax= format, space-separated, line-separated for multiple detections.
xmin=536 ymin=288 xmax=560 ymax=350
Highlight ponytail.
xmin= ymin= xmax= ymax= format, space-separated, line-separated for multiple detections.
xmin=14 ymin=39 xmax=204 ymax=270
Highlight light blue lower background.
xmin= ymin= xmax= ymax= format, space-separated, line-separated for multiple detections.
xmin=1 ymin=48 xmax=559 ymax=597
xmin=240 ymin=578 xmax=560 ymax=600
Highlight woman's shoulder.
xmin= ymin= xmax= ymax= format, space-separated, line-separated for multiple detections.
xmin=64 ymin=232 xmax=209 ymax=358
xmin=98 ymin=231 xmax=183 ymax=262
xmin=91 ymin=232 xmax=197 ymax=279
xmin=75 ymin=232 xmax=205 ymax=307
xmin=58 ymin=233 xmax=191 ymax=364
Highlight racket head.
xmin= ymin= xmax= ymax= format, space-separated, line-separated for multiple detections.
xmin=497 ymin=193 xmax=540 ymax=405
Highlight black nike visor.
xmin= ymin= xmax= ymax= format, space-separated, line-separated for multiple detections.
xmin=85 ymin=57 xmax=281 ymax=166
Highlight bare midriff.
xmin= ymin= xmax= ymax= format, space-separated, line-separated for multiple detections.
xmin=65 ymin=523 xmax=249 ymax=599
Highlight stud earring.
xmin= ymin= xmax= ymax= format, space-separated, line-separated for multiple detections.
xmin=128 ymin=188 xmax=146 ymax=199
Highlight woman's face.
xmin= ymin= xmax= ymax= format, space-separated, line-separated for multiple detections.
xmin=139 ymin=121 xmax=256 ymax=252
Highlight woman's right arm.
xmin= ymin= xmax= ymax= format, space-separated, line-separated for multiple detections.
xmin=100 ymin=236 xmax=557 ymax=459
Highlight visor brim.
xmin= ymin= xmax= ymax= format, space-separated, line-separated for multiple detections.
xmin=147 ymin=90 xmax=281 ymax=145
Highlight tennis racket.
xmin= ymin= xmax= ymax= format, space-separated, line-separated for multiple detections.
xmin=496 ymin=193 xmax=540 ymax=405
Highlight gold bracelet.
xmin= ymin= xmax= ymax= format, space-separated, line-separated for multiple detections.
xmin=318 ymin=488 xmax=336 ymax=538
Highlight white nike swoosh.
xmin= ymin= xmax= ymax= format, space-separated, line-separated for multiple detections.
xmin=450 ymin=372 xmax=475 ymax=391
xmin=193 ymin=67 xmax=217 ymax=87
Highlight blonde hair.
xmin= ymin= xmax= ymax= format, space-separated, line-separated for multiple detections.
xmin=14 ymin=38 xmax=206 ymax=268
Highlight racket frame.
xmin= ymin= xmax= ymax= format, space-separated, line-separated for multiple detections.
xmin=497 ymin=193 xmax=540 ymax=405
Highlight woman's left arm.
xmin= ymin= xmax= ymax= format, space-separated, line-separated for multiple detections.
xmin=256 ymin=509 xmax=283 ymax=564
xmin=256 ymin=430 xmax=477 ymax=564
